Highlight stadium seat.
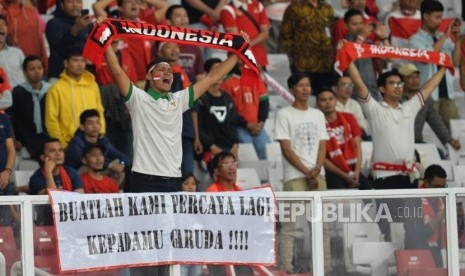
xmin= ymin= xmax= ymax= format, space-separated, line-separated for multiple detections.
xmin=33 ymin=226 xmax=57 ymax=256
xmin=342 ymin=222 xmax=383 ymax=274
xmin=236 ymin=168 xmax=261 ymax=189
xmin=13 ymin=170 xmax=34 ymax=194
xmin=414 ymin=143 xmax=441 ymax=162
xmin=265 ymin=142 xmax=282 ymax=163
xmin=238 ymin=160 xmax=273 ymax=182
xmin=238 ymin=143 xmax=259 ymax=161
xmin=0 ymin=226 xmax=20 ymax=274
xmin=267 ymin=167 xmax=283 ymax=191
xmin=394 ymin=249 xmax=437 ymax=276
xmin=361 ymin=142 xmax=373 ymax=177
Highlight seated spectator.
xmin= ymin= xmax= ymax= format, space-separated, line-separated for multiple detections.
xmin=81 ymin=144 xmax=120 ymax=193
xmin=403 ymin=164 xmax=447 ymax=267
xmin=206 ymin=151 xmax=241 ymax=192
xmin=315 ymin=87 xmax=372 ymax=190
xmin=165 ymin=4 xmax=205 ymax=82
xmin=399 ymin=63 xmax=460 ymax=150
xmin=0 ymin=113 xmax=15 ymax=196
xmin=8 ymin=55 xmax=51 ymax=160
xmin=197 ymin=58 xmax=238 ymax=169
xmin=158 ymin=42 xmax=201 ymax=174
xmin=221 ymin=59 xmax=270 ymax=160
xmin=45 ymin=49 xmax=105 ymax=149
xmin=66 ymin=109 xmax=130 ymax=177
xmin=29 ymin=138 xmax=84 ymax=195
xmin=334 ymin=75 xmax=369 ymax=137
xmin=46 ymin=0 xmax=92 ymax=79
xmin=2 ymin=0 xmax=48 ymax=72
xmin=0 ymin=15 xmax=25 ymax=87
xmin=179 ymin=171 xmax=202 ymax=276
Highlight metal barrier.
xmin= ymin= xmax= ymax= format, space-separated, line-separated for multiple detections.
xmin=0 ymin=188 xmax=464 ymax=275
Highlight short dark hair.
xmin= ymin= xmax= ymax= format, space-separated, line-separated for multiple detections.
xmin=420 ymin=0 xmax=444 ymax=19
xmin=287 ymin=72 xmax=309 ymax=89
xmin=204 ymin=58 xmax=222 ymax=73
xmin=40 ymin=137 xmax=61 ymax=155
xmin=344 ymin=9 xmax=363 ymax=23
xmin=314 ymin=86 xmax=335 ymax=99
xmin=209 ymin=151 xmax=237 ymax=176
xmin=0 ymin=15 xmax=8 ymax=25
xmin=65 ymin=47 xmax=83 ymax=60
xmin=424 ymin=164 xmax=447 ymax=181
xmin=23 ymin=55 xmax=42 ymax=71
xmin=165 ymin=4 xmax=184 ymax=21
xmin=82 ymin=144 xmax=106 ymax=158
xmin=79 ymin=109 xmax=100 ymax=125
xmin=181 ymin=171 xmax=199 ymax=190
xmin=377 ymin=69 xmax=402 ymax=88
xmin=146 ymin=57 xmax=168 ymax=74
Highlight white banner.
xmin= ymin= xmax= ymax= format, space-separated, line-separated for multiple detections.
xmin=49 ymin=187 xmax=276 ymax=273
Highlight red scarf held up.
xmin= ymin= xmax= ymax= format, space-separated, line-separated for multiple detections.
xmin=83 ymin=18 xmax=259 ymax=87
xmin=335 ymin=42 xmax=454 ymax=75
xmin=326 ymin=113 xmax=357 ymax=173
xmin=42 ymin=166 xmax=73 ymax=192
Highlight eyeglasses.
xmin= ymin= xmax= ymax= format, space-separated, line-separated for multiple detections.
xmin=219 ymin=161 xmax=238 ymax=168
xmin=340 ymin=83 xmax=354 ymax=89
xmin=387 ymin=81 xmax=404 ymax=88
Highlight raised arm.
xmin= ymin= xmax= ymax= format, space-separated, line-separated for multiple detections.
xmin=192 ymin=54 xmax=238 ymax=100
xmin=420 ymin=67 xmax=447 ymax=101
xmin=143 ymin=0 xmax=169 ymax=23
xmin=92 ymin=0 xmax=112 ymax=18
xmin=104 ymin=46 xmax=131 ymax=99
xmin=347 ymin=62 xmax=370 ymax=99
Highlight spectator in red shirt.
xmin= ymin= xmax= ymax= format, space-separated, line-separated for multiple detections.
xmin=81 ymin=144 xmax=120 ymax=193
xmin=95 ymin=39 xmax=138 ymax=86
xmin=333 ymin=0 xmax=379 ymax=45
xmin=221 ymin=59 xmax=270 ymax=160
xmin=220 ymin=0 xmax=270 ymax=69
xmin=315 ymin=87 xmax=372 ymax=190
xmin=93 ymin=0 xmax=168 ymax=87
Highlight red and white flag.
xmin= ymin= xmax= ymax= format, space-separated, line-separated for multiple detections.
xmin=389 ymin=17 xmax=455 ymax=48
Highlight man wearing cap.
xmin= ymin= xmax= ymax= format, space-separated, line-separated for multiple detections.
xmin=399 ymin=63 xmax=460 ymax=150
xmin=274 ymin=72 xmax=330 ymax=274
xmin=104 ymin=42 xmax=239 ymax=193
xmin=315 ymin=86 xmax=372 ymax=190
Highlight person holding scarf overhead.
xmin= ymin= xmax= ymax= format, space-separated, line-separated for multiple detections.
xmin=103 ymin=33 xmax=240 ymax=194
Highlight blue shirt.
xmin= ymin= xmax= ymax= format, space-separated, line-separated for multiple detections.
xmin=29 ymin=166 xmax=83 ymax=195
xmin=408 ymin=28 xmax=455 ymax=100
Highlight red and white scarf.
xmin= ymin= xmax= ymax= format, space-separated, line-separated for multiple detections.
xmin=83 ymin=18 xmax=260 ymax=87
xmin=335 ymin=42 xmax=454 ymax=75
